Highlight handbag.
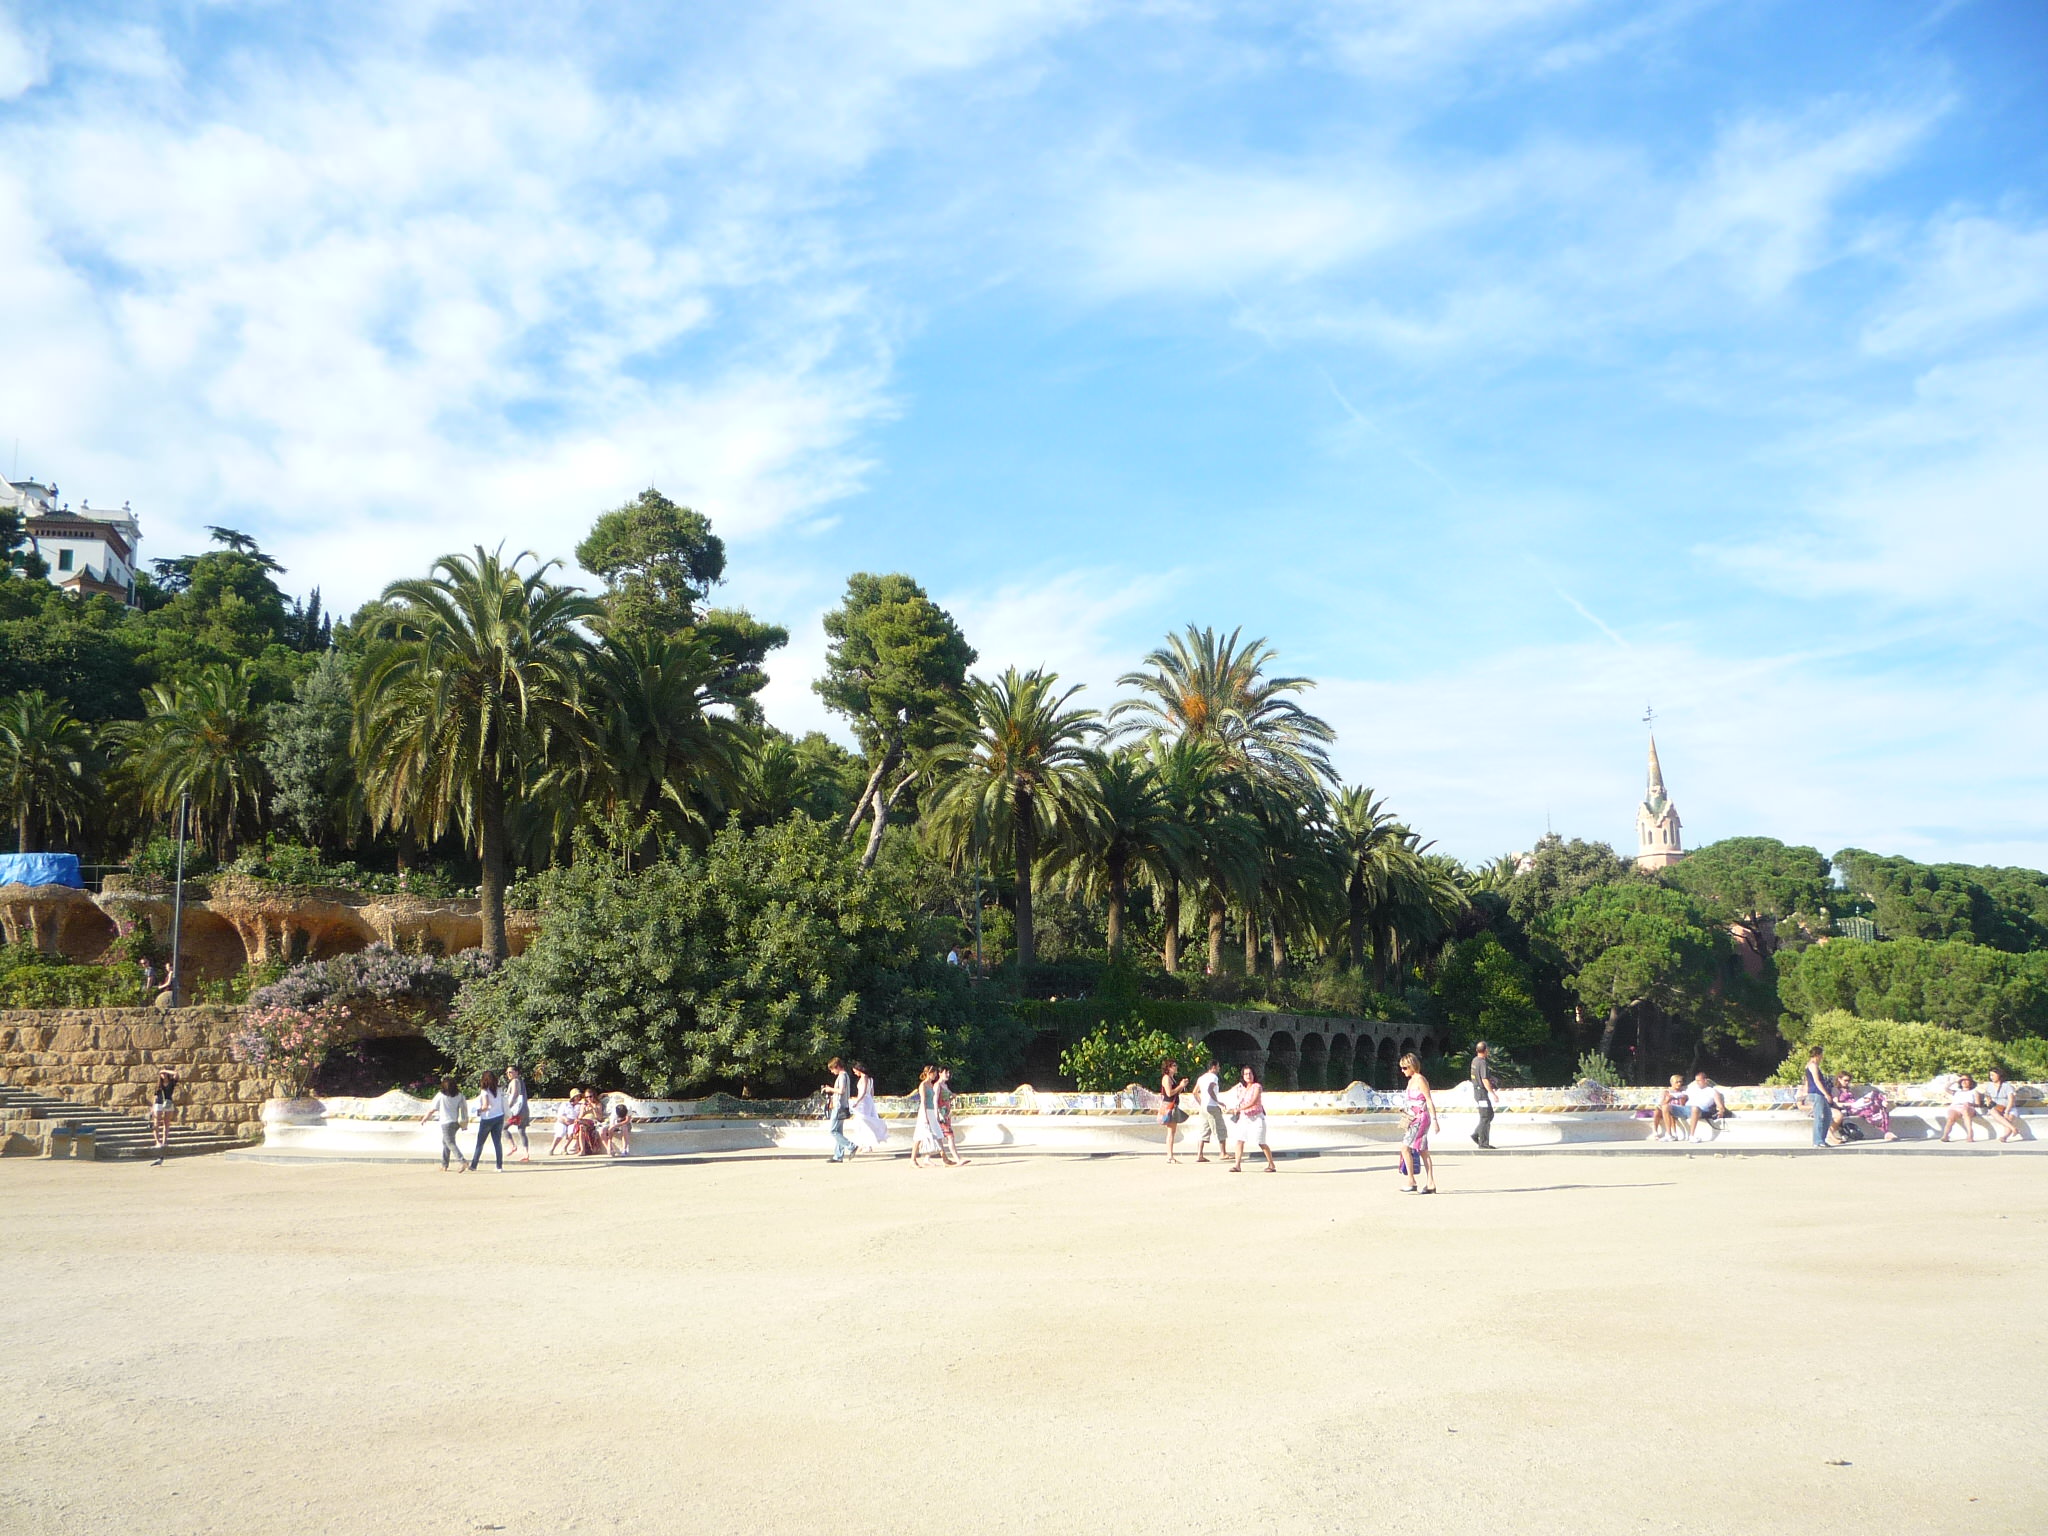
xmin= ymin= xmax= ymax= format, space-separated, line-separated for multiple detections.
xmin=1170 ymin=1106 xmax=1189 ymax=1124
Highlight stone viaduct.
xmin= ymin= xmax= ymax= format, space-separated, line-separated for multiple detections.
xmin=1193 ymin=1009 xmax=1445 ymax=1091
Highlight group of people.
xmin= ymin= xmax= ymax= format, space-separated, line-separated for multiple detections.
xmin=1798 ymin=1047 xmax=2026 ymax=1146
xmin=1156 ymin=1049 xmax=1446 ymax=1188
xmin=820 ymin=1057 xmax=968 ymax=1167
xmin=551 ymin=1087 xmax=633 ymax=1159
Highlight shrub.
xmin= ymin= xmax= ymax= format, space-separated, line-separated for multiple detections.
xmin=230 ymin=1003 xmax=354 ymax=1095
xmin=248 ymin=944 xmax=486 ymax=1031
xmin=1060 ymin=1019 xmax=1192 ymax=1092
xmin=0 ymin=946 xmax=147 ymax=1007
xmin=1575 ymin=1049 xmax=1624 ymax=1088
xmin=1766 ymin=1011 xmax=2048 ymax=1084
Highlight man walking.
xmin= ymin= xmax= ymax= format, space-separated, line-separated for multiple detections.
xmin=822 ymin=1056 xmax=854 ymax=1163
xmin=1193 ymin=1057 xmax=1230 ymax=1164
xmin=1470 ymin=1041 xmax=1499 ymax=1150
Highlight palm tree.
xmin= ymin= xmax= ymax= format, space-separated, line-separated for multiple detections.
xmin=1042 ymin=748 xmax=1192 ymax=959
xmin=115 ymin=663 xmax=269 ymax=858
xmin=0 ymin=691 xmax=97 ymax=853
xmin=1332 ymin=786 xmax=1403 ymax=973
xmin=578 ymin=629 xmax=746 ymax=849
xmin=355 ymin=547 xmax=599 ymax=958
xmin=1135 ymin=735 xmax=1259 ymax=974
xmin=920 ymin=667 xmax=1100 ymax=972
xmin=1112 ymin=624 xmax=1336 ymax=790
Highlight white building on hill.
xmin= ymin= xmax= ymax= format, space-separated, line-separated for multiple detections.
xmin=2 ymin=475 xmax=142 ymax=605
xmin=1634 ymin=732 xmax=1684 ymax=870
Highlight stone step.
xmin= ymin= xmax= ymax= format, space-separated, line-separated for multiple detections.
xmin=0 ymin=1079 xmax=242 ymax=1159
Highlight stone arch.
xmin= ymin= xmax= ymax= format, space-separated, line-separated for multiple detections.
xmin=1419 ymin=1035 xmax=1437 ymax=1060
xmin=1265 ymin=1030 xmax=1299 ymax=1090
xmin=1328 ymin=1033 xmax=1353 ymax=1086
xmin=1299 ymin=1032 xmax=1327 ymax=1091
xmin=1202 ymin=1028 xmax=1262 ymax=1077
xmin=1374 ymin=1036 xmax=1397 ymax=1088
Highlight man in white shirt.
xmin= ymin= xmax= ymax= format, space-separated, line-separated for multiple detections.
xmin=1193 ymin=1058 xmax=1229 ymax=1164
xmin=1681 ymin=1072 xmax=1728 ymax=1139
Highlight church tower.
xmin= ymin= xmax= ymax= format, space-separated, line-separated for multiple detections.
xmin=1635 ymin=731 xmax=1683 ymax=870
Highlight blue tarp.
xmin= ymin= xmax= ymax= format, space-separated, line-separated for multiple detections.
xmin=0 ymin=853 xmax=83 ymax=888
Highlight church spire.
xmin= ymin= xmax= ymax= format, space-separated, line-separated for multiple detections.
xmin=1646 ymin=732 xmax=1665 ymax=796
xmin=1635 ymin=710 xmax=1682 ymax=870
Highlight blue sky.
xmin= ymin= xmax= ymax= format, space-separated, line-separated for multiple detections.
xmin=3 ymin=0 xmax=2045 ymax=867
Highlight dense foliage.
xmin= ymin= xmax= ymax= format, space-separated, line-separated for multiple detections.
xmin=441 ymin=817 xmax=1028 ymax=1094
xmin=1767 ymin=1011 xmax=2048 ymax=1085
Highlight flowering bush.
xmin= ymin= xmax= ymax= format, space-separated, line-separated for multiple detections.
xmin=247 ymin=943 xmax=494 ymax=1030
xmin=231 ymin=1002 xmax=354 ymax=1095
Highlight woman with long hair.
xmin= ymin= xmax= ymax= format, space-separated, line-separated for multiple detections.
xmin=1158 ymin=1058 xmax=1190 ymax=1164
xmin=468 ymin=1069 xmax=506 ymax=1171
xmin=503 ymin=1065 xmax=531 ymax=1162
xmin=936 ymin=1066 xmax=968 ymax=1166
xmin=910 ymin=1066 xmax=942 ymax=1168
xmin=1399 ymin=1053 xmax=1439 ymax=1194
xmin=846 ymin=1061 xmax=889 ymax=1156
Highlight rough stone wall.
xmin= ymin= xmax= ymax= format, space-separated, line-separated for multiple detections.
xmin=0 ymin=1006 xmax=271 ymax=1137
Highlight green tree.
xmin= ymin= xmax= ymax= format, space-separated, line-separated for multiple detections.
xmin=1433 ymin=931 xmax=1547 ymax=1053
xmin=572 ymin=630 xmax=747 ymax=850
xmin=0 ymin=588 xmax=150 ymax=723
xmin=1541 ymin=881 xmax=1728 ymax=1065
xmin=734 ymin=729 xmax=864 ymax=829
xmin=0 ymin=690 xmax=97 ymax=852
xmin=1662 ymin=836 xmax=1831 ymax=952
xmin=444 ymin=816 xmax=1025 ymax=1094
xmin=1112 ymin=624 xmax=1335 ymax=791
xmin=1042 ymin=748 xmax=1192 ymax=959
xmin=113 ymin=662 xmax=270 ymax=857
xmin=921 ymin=667 xmax=1100 ymax=973
xmin=1504 ymin=834 xmax=1636 ymax=930
xmin=354 ymin=547 xmax=599 ymax=959
xmin=815 ymin=573 xmax=976 ymax=868
xmin=1332 ymin=786 xmax=1403 ymax=975
xmin=576 ymin=488 xmax=726 ymax=636
xmin=1832 ymin=848 xmax=2048 ymax=952
xmin=260 ymin=650 xmax=359 ymax=849
xmin=1776 ymin=936 xmax=2048 ymax=1039
xmin=1139 ymin=735 xmax=1251 ymax=974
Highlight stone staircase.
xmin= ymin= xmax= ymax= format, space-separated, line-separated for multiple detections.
xmin=0 ymin=1081 xmax=243 ymax=1161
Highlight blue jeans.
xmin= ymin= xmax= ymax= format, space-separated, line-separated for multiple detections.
xmin=1810 ymin=1096 xmax=1833 ymax=1147
xmin=828 ymin=1110 xmax=852 ymax=1161
xmin=470 ymin=1114 xmax=505 ymax=1169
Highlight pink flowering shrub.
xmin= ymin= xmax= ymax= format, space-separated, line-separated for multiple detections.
xmin=230 ymin=1002 xmax=354 ymax=1095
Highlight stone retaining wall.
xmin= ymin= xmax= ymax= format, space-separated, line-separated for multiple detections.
xmin=0 ymin=1006 xmax=271 ymax=1137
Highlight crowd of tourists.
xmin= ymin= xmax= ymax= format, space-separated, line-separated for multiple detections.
xmin=383 ymin=1036 xmax=2027 ymax=1175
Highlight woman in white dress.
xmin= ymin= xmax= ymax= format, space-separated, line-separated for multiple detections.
xmin=846 ymin=1061 xmax=890 ymax=1154
xmin=910 ymin=1065 xmax=943 ymax=1168
xmin=1229 ymin=1065 xmax=1275 ymax=1173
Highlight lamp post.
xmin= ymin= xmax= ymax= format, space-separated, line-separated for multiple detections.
xmin=165 ymin=791 xmax=189 ymax=1008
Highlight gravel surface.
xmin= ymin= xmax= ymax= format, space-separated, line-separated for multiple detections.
xmin=3 ymin=1145 xmax=2042 ymax=1534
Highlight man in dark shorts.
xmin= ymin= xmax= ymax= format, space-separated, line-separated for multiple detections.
xmin=1470 ymin=1041 xmax=1498 ymax=1150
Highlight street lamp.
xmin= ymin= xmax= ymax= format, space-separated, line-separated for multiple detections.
xmin=165 ymin=791 xmax=189 ymax=1008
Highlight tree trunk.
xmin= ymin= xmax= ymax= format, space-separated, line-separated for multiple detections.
xmin=1243 ymin=902 xmax=1260 ymax=973
xmin=1596 ymin=1005 xmax=1622 ymax=1061
xmin=1162 ymin=876 xmax=1181 ymax=972
xmin=1014 ymin=787 xmax=1037 ymax=973
xmin=478 ymin=779 xmax=510 ymax=961
xmin=1206 ymin=886 xmax=1225 ymax=974
xmin=1369 ymin=922 xmax=1388 ymax=992
xmin=15 ymin=806 xmax=28 ymax=855
xmin=855 ymin=743 xmax=903 ymax=869
xmin=1269 ymin=918 xmax=1285 ymax=977
xmin=1105 ymin=853 xmax=1126 ymax=959
xmin=845 ymin=739 xmax=895 ymax=839
xmin=1347 ymin=875 xmax=1365 ymax=972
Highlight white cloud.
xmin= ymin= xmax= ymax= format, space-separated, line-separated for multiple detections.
xmin=1314 ymin=0 xmax=1607 ymax=79
xmin=1863 ymin=213 xmax=2048 ymax=354
xmin=0 ymin=8 xmax=43 ymax=99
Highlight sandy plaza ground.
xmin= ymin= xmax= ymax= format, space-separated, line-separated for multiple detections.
xmin=3 ymin=1143 xmax=2043 ymax=1535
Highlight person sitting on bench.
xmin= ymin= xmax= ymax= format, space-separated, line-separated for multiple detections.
xmin=1681 ymin=1073 xmax=1729 ymax=1139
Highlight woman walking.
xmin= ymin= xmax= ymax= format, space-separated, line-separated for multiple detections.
xmin=148 ymin=1069 xmax=177 ymax=1166
xmin=936 ymin=1066 xmax=968 ymax=1166
xmin=419 ymin=1075 xmax=470 ymax=1171
xmin=503 ymin=1065 xmax=531 ymax=1162
xmin=468 ymin=1070 xmax=507 ymax=1171
xmin=847 ymin=1061 xmax=890 ymax=1155
xmin=1228 ymin=1065 xmax=1275 ymax=1173
xmin=1158 ymin=1059 xmax=1191 ymax=1163
xmin=910 ymin=1066 xmax=943 ymax=1168
xmin=1797 ymin=1046 xmax=1834 ymax=1149
xmin=1398 ymin=1052 xmax=1439 ymax=1194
